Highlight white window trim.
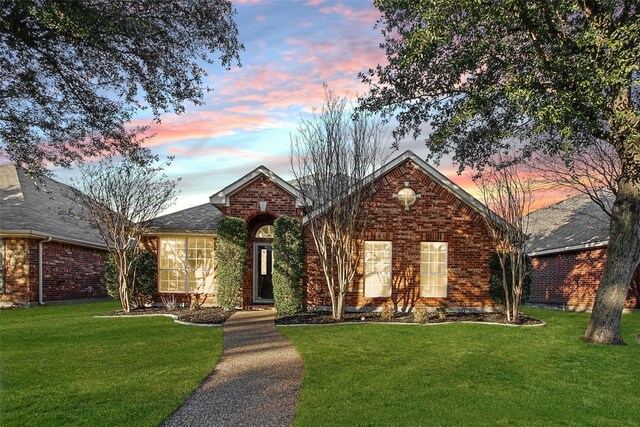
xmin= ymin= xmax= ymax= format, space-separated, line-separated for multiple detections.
xmin=420 ymin=242 xmax=448 ymax=298
xmin=363 ymin=240 xmax=392 ymax=298
xmin=158 ymin=236 xmax=215 ymax=294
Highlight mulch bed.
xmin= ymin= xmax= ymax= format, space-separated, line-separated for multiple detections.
xmin=105 ymin=307 xmax=542 ymax=326
xmin=105 ymin=307 xmax=234 ymax=324
xmin=276 ymin=311 xmax=543 ymax=326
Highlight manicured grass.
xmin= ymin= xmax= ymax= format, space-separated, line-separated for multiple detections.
xmin=0 ymin=302 xmax=222 ymax=426
xmin=280 ymin=309 xmax=640 ymax=426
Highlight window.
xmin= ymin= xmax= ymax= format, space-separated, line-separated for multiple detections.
xmin=364 ymin=241 xmax=392 ymax=297
xmin=397 ymin=187 xmax=416 ymax=208
xmin=420 ymin=242 xmax=447 ymax=297
xmin=255 ymin=225 xmax=274 ymax=238
xmin=159 ymin=237 xmax=215 ymax=293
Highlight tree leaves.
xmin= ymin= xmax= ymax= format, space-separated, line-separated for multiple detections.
xmin=0 ymin=0 xmax=242 ymax=175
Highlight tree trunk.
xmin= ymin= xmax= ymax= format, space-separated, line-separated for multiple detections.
xmin=335 ymin=290 xmax=346 ymax=321
xmin=583 ymin=179 xmax=640 ymax=345
xmin=499 ymin=254 xmax=512 ymax=322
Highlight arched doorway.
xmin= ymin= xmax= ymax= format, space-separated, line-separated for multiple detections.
xmin=247 ymin=214 xmax=275 ymax=304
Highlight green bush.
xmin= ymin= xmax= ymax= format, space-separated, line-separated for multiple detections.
xmin=272 ymin=216 xmax=305 ymax=315
xmin=216 ymin=217 xmax=247 ymax=311
xmin=104 ymin=249 xmax=157 ymax=307
xmin=489 ymin=252 xmax=532 ymax=306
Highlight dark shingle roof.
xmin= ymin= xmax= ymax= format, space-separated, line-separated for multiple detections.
xmin=0 ymin=164 xmax=105 ymax=247
xmin=526 ymin=193 xmax=612 ymax=255
xmin=147 ymin=203 xmax=222 ymax=233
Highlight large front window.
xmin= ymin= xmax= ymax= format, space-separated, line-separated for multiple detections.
xmin=159 ymin=237 xmax=215 ymax=293
xmin=364 ymin=241 xmax=392 ymax=297
xmin=420 ymin=242 xmax=448 ymax=297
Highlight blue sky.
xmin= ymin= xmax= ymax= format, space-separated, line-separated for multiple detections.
xmin=54 ymin=0 xmax=477 ymax=213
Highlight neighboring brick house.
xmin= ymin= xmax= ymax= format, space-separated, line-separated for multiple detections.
xmin=0 ymin=164 xmax=108 ymax=306
xmin=526 ymin=193 xmax=639 ymax=311
xmin=147 ymin=151 xmax=499 ymax=311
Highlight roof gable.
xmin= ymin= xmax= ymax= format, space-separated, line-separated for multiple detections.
xmin=209 ymin=165 xmax=303 ymax=208
xmin=372 ymin=151 xmax=501 ymax=224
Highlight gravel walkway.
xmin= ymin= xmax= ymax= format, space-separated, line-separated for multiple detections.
xmin=162 ymin=309 xmax=303 ymax=427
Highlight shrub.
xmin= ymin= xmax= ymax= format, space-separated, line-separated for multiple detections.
xmin=104 ymin=249 xmax=157 ymax=307
xmin=489 ymin=252 xmax=532 ymax=306
xmin=436 ymin=301 xmax=448 ymax=320
xmin=189 ymin=294 xmax=207 ymax=311
xmin=380 ymin=302 xmax=394 ymax=321
xmin=272 ymin=216 xmax=305 ymax=315
xmin=161 ymin=294 xmax=177 ymax=311
xmin=413 ymin=301 xmax=429 ymax=323
xmin=216 ymin=217 xmax=247 ymax=311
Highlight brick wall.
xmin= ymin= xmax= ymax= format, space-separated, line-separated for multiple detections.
xmin=531 ymin=248 xmax=640 ymax=310
xmin=1 ymin=238 xmax=107 ymax=303
xmin=221 ymin=175 xmax=303 ymax=220
xmin=304 ymin=159 xmax=496 ymax=310
xmin=41 ymin=241 xmax=108 ymax=301
xmin=2 ymin=238 xmax=38 ymax=302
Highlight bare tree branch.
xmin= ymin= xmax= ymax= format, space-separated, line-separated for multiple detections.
xmin=529 ymin=140 xmax=621 ymax=217
xmin=68 ymin=150 xmax=179 ymax=312
xmin=475 ymin=152 xmax=535 ymax=323
xmin=290 ymin=85 xmax=387 ymax=320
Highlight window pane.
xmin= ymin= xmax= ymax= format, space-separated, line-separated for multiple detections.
xmin=364 ymin=241 xmax=392 ymax=297
xmin=420 ymin=242 xmax=447 ymax=298
xmin=186 ymin=237 xmax=215 ymax=293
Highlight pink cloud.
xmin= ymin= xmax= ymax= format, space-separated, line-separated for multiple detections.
xmin=305 ymin=0 xmax=326 ymax=6
xmin=133 ymin=111 xmax=290 ymax=147
xmin=255 ymin=15 xmax=267 ymax=23
xmin=225 ymin=105 xmax=253 ymax=113
xmin=318 ymin=3 xmax=381 ymax=24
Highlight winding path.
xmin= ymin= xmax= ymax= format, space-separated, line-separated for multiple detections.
xmin=163 ymin=309 xmax=303 ymax=427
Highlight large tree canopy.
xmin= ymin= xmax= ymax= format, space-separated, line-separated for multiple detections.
xmin=362 ymin=0 xmax=639 ymax=345
xmin=0 ymin=0 xmax=242 ymax=174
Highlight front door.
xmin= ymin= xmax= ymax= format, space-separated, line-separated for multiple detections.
xmin=254 ymin=243 xmax=274 ymax=302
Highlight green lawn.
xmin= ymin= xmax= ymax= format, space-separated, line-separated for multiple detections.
xmin=280 ymin=309 xmax=640 ymax=426
xmin=0 ymin=302 xmax=222 ymax=426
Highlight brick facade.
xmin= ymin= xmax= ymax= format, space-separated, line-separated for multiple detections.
xmin=2 ymin=238 xmax=39 ymax=302
xmin=220 ymin=175 xmax=303 ymax=220
xmin=41 ymin=242 xmax=107 ymax=301
xmin=219 ymin=175 xmax=303 ymax=307
xmin=1 ymin=238 xmax=107 ymax=303
xmin=531 ymin=248 xmax=640 ymax=310
xmin=304 ymin=159 xmax=496 ymax=310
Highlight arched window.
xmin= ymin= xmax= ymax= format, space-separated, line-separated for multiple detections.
xmin=255 ymin=225 xmax=274 ymax=238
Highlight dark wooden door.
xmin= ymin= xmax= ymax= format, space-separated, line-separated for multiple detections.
xmin=256 ymin=244 xmax=274 ymax=301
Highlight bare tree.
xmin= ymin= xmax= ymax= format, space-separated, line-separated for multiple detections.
xmin=69 ymin=154 xmax=179 ymax=312
xmin=475 ymin=154 xmax=534 ymax=323
xmin=290 ymin=86 xmax=385 ymax=320
xmin=530 ymin=140 xmax=621 ymax=216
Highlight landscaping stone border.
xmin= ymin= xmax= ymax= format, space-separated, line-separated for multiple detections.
xmin=277 ymin=318 xmax=547 ymax=327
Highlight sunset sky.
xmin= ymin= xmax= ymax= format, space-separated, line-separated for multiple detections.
xmin=52 ymin=0 xmax=563 ymax=213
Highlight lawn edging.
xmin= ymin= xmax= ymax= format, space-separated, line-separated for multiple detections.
xmin=94 ymin=313 xmax=224 ymax=327
xmin=277 ymin=318 xmax=546 ymax=327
